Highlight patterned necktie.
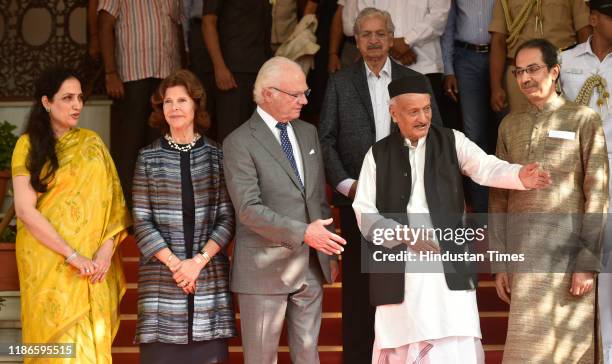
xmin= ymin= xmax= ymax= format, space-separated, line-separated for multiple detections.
xmin=275 ymin=122 xmax=303 ymax=188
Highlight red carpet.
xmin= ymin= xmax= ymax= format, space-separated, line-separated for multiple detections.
xmin=113 ymin=215 xmax=508 ymax=363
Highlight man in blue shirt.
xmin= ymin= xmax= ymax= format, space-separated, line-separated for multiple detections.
xmin=441 ymin=0 xmax=502 ymax=213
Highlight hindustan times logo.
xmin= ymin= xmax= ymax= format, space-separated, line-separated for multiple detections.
xmin=371 ymin=225 xmax=487 ymax=246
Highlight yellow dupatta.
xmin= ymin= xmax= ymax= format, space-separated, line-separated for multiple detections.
xmin=12 ymin=128 xmax=131 ymax=363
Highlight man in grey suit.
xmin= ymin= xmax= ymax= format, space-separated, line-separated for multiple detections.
xmin=318 ymin=7 xmax=443 ymax=363
xmin=223 ymin=56 xmax=346 ymax=364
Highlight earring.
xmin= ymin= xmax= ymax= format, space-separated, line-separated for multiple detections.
xmin=44 ymin=107 xmax=50 ymax=113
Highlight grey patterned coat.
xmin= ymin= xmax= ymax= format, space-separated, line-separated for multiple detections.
xmin=132 ymin=137 xmax=236 ymax=344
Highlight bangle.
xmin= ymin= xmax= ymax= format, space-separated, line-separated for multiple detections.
xmin=201 ymin=251 xmax=211 ymax=263
xmin=193 ymin=253 xmax=205 ymax=265
xmin=65 ymin=250 xmax=78 ymax=263
xmin=166 ymin=254 xmax=175 ymax=267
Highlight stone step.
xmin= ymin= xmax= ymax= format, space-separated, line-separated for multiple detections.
xmin=112 ymin=313 xmax=508 ymax=347
xmin=110 ymin=346 xmax=505 ymax=364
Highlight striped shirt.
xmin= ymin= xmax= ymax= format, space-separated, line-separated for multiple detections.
xmin=98 ymin=0 xmax=183 ymax=82
xmin=441 ymin=0 xmax=495 ymax=75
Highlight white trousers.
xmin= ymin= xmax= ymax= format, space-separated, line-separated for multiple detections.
xmin=372 ymin=336 xmax=484 ymax=364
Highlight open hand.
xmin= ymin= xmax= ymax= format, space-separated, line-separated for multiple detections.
xmin=214 ymin=65 xmax=238 ymax=90
xmin=304 ymin=218 xmax=347 ymax=255
xmin=443 ymin=75 xmax=459 ymax=102
xmin=491 ymin=86 xmax=508 ymax=112
xmin=519 ymin=162 xmax=551 ymax=189
xmin=494 ymin=272 xmax=511 ymax=304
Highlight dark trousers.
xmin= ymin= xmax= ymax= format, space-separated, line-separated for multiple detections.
xmin=186 ymin=19 xmax=255 ymax=142
xmin=340 ymin=206 xmax=375 ymax=363
xmin=426 ymin=72 xmax=462 ymax=131
xmin=213 ymin=72 xmax=257 ymax=142
xmin=453 ymin=47 xmax=505 ymax=212
xmin=187 ymin=19 xmax=218 ymax=139
xmin=111 ymin=78 xmax=161 ymax=209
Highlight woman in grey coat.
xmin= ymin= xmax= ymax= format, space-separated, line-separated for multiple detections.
xmin=133 ymin=69 xmax=236 ymax=364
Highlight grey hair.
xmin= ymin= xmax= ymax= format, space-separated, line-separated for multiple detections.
xmin=353 ymin=7 xmax=395 ymax=37
xmin=253 ymin=56 xmax=303 ymax=104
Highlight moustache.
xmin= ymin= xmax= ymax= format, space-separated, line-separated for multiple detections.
xmin=367 ymin=44 xmax=383 ymax=50
xmin=521 ymin=81 xmax=538 ymax=89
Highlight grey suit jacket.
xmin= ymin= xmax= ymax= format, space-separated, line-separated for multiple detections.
xmin=319 ymin=59 xmax=443 ymax=206
xmin=223 ymin=111 xmax=334 ymax=294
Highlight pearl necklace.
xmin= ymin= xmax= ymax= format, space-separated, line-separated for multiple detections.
xmin=165 ymin=133 xmax=201 ymax=152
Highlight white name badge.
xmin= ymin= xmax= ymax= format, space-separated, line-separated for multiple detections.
xmin=548 ymin=130 xmax=576 ymax=140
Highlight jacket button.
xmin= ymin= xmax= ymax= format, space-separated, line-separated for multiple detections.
xmin=401 ymin=195 xmax=405 ymax=199
xmin=403 ymin=172 xmax=408 ymax=177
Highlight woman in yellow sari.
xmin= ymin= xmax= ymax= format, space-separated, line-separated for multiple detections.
xmin=11 ymin=66 xmax=131 ymax=363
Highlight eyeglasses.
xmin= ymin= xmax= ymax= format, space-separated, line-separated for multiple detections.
xmin=512 ymin=64 xmax=548 ymax=77
xmin=270 ymin=87 xmax=311 ymax=99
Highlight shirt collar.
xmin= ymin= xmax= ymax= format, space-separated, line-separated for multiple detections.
xmin=257 ymin=106 xmax=293 ymax=132
xmin=527 ymin=94 xmax=567 ymax=114
xmin=365 ymin=57 xmax=392 ymax=79
xmin=578 ymin=36 xmax=596 ymax=57
xmin=403 ymin=135 xmax=427 ymax=150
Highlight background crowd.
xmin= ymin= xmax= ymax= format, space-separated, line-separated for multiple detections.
xmin=10 ymin=0 xmax=612 ymax=363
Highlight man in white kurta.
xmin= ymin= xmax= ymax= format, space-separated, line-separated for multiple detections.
xmin=352 ymin=75 xmax=551 ymax=363
xmin=560 ymin=0 xmax=612 ymax=361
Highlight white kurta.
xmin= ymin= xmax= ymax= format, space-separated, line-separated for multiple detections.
xmin=353 ymin=129 xmax=525 ymax=349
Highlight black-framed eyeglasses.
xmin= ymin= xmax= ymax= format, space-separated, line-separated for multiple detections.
xmin=270 ymin=87 xmax=311 ymax=99
xmin=512 ymin=64 xmax=548 ymax=77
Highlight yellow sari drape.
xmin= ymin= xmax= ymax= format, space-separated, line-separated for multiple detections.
xmin=11 ymin=128 xmax=132 ymax=364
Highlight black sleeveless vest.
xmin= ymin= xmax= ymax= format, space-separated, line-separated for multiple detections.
xmin=368 ymin=126 xmax=477 ymax=306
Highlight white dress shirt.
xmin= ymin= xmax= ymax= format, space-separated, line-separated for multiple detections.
xmin=257 ymin=106 xmax=304 ymax=183
xmin=352 ymin=129 xmax=525 ymax=347
xmin=353 ymin=0 xmax=451 ymax=74
xmin=336 ymin=57 xmax=393 ymax=197
xmin=561 ymin=38 xmax=612 ymax=158
xmin=337 ymin=0 xmax=359 ymax=36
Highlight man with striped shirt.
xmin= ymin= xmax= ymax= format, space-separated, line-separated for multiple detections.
xmin=97 ymin=0 xmax=183 ymax=207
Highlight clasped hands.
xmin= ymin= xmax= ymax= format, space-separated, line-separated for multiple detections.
xmin=166 ymin=254 xmax=208 ymax=295
xmin=67 ymin=240 xmax=114 ymax=284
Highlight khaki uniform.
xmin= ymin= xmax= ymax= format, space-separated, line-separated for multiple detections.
xmin=488 ymin=0 xmax=590 ymax=112
xmin=271 ymin=0 xmax=297 ymax=51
